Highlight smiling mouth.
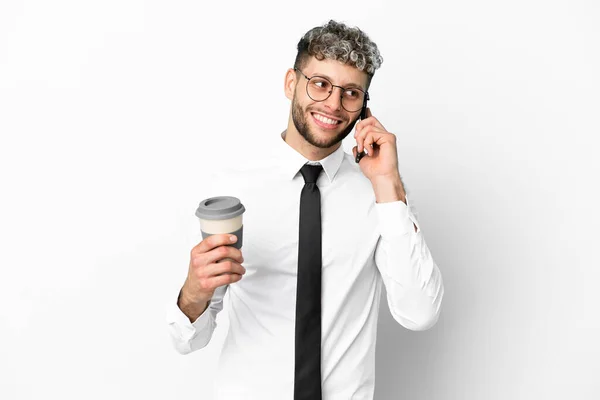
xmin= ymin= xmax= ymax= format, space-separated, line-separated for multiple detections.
xmin=311 ymin=112 xmax=342 ymax=129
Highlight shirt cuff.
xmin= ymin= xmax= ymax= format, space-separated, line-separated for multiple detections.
xmin=375 ymin=194 xmax=420 ymax=237
xmin=165 ymin=289 xmax=213 ymax=342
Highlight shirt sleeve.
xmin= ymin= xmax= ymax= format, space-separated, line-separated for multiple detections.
xmin=165 ymin=284 xmax=228 ymax=354
xmin=373 ymin=194 xmax=444 ymax=331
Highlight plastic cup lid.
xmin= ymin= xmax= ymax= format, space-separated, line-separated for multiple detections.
xmin=195 ymin=196 xmax=245 ymax=220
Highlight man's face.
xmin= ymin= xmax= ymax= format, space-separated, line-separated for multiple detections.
xmin=291 ymin=58 xmax=369 ymax=149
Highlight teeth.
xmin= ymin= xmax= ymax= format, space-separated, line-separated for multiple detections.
xmin=314 ymin=113 xmax=339 ymax=125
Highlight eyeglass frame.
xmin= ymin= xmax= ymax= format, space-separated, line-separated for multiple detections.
xmin=293 ymin=67 xmax=370 ymax=113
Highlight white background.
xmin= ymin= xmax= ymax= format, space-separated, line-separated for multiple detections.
xmin=1 ymin=0 xmax=599 ymax=399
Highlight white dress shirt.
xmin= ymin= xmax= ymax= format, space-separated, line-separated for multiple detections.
xmin=166 ymin=131 xmax=444 ymax=400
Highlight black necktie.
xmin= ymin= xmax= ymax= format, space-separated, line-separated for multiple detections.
xmin=294 ymin=163 xmax=323 ymax=400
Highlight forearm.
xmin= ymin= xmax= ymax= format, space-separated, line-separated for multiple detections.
xmin=166 ymin=285 xmax=227 ymax=354
xmin=177 ymin=287 xmax=211 ymax=323
xmin=372 ymin=172 xmax=406 ymax=203
xmin=372 ymin=174 xmax=417 ymax=232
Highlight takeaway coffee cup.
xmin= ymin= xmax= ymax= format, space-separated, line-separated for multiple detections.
xmin=195 ymin=196 xmax=245 ymax=250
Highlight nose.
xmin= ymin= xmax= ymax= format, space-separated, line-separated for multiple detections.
xmin=322 ymin=87 xmax=343 ymax=111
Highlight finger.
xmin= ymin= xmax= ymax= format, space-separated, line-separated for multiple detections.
xmin=204 ymin=245 xmax=244 ymax=265
xmin=356 ymin=125 xmax=383 ymax=154
xmin=366 ymin=127 xmax=389 ymax=155
xmin=354 ymin=116 xmax=367 ymax=136
xmin=355 ymin=124 xmax=370 ymax=153
xmin=364 ymin=133 xmax=375 ymax=156
xmin=193 ymin=233 xmax=238 ymax=255
xmin=204 ymin=260 xmax=246 ymax=278
xmin=205 ymin=272 xmax=243 ymax=290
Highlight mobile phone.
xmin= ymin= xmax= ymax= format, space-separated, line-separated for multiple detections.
xmin=355 ymin=100 xmax=369 ymax=163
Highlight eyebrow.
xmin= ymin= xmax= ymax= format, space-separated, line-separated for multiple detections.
xmin=308 ymin=72 xmax=365 ymax=91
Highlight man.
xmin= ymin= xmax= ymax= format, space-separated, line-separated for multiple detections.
xmin=167 ymin=19 xmax=444 ymax=400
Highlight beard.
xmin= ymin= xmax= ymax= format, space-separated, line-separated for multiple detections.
xmin=291 ymin=93 xmax=359 ymax=149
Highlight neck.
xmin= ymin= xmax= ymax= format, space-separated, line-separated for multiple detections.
xmin=284 ymin=120 xmax=340 ymax=161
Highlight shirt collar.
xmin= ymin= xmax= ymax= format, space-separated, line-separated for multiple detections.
xmin=276 ymin=130 xmax=345 ymax=183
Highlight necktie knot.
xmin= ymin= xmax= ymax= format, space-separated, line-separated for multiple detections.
xmin=300 ymin=163 xmax=323 ymax=184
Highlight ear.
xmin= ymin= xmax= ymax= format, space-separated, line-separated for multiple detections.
xmin=284 ymin=68 xmax=297 ymax=101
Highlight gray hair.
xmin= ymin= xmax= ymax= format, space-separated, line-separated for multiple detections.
xmin=294 ymin=20 xmax=383 ymax=79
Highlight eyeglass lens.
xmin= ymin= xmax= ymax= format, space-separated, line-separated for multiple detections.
xmin=306 ymin=76 xmax=365 ymax=112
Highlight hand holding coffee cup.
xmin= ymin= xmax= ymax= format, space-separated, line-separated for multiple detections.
xmin=181 ymin=233 xmax=246 ymax=306
xmin=179 ymin=197 xmax=246 ymax=312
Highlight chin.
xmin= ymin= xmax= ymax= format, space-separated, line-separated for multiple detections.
xmin=308 ymin=128 xmax=346 ymax=149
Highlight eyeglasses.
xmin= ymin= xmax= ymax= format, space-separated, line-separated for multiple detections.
xmin=294 ymin=68 xmax=369 ymax=113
